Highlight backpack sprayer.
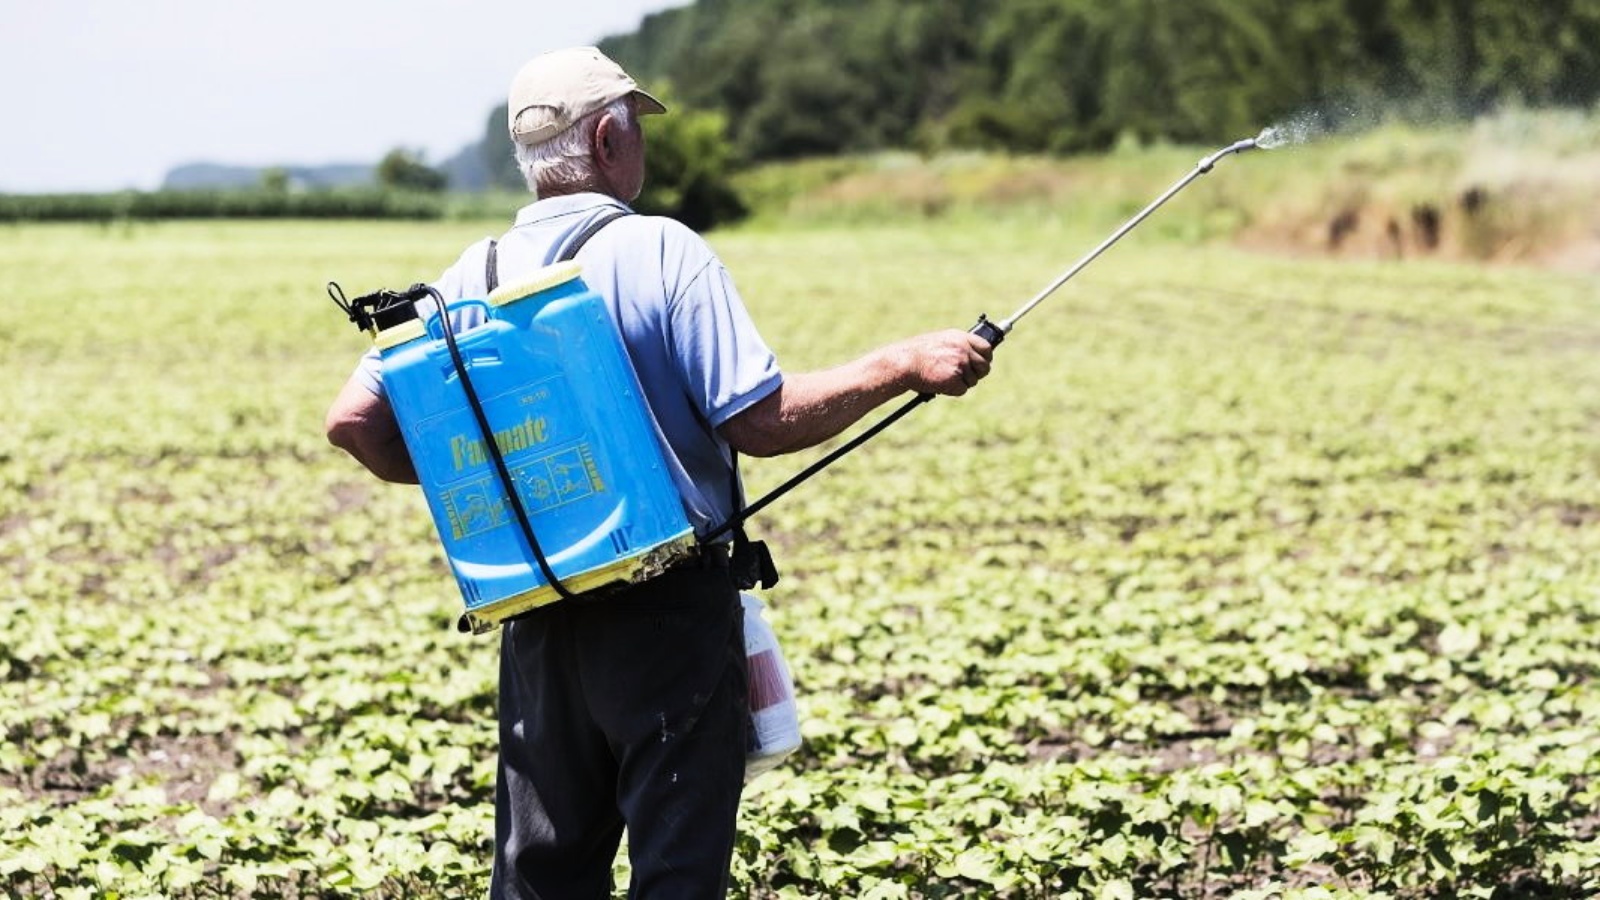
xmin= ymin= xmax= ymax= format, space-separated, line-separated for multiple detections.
xmin=329 ymin=133 xmax=1266 ymax=630
xmin=331 ymin=265 xmax=703 ymax=633
xmin=701 ymin=132 xmax=1266 ymax=542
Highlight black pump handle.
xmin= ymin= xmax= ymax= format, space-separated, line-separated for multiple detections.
xmin=328 ymin=281 xmax=432 ymax=335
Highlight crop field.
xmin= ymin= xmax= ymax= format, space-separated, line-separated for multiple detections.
xmin=2 ymin=211 xmax=1599 ymax=898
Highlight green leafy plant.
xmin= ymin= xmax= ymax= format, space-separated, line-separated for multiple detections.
xmin=2 ymin=181 xmax=1597 ymax=897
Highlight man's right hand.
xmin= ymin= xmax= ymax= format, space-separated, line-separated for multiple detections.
xmin=889 ymin=329 xmax=995 ymax=397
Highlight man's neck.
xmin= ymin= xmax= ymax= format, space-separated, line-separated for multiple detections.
xmin=535 ymin=180 xmax=617 ymax=201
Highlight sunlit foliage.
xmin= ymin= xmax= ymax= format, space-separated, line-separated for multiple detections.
xmin=2 ymin=207 xmax=1597 ymax=896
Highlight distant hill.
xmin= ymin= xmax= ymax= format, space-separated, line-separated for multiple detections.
xmin=160 ymin=152 xmax=499 ymax=192
xmin=161 ymin=163 xmax=374 ymax=191
xmin=437 ymin=141 xmax=494 ymax=192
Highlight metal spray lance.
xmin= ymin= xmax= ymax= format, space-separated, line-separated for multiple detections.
xmin=991 ymin=134 xmax=1261 ymax=338
xmin=701 ymin=134 xmax=1265 ymax=543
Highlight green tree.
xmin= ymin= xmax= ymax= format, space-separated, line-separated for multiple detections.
xmin=471 ymin=92 xmax=747 ymax=229
xmin=376 ymin=149 xmax=447 ymax=193
xmin=636 ymin=90 xmax=747 ymax=229
xmin=259 ymin=167 xmax=290 ymax=194
xmin=946 ymin=0 xmax=1114 ymax=152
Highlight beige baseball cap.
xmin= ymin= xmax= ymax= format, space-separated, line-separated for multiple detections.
xmin=507 ymin=46 xmax=667 ymax=146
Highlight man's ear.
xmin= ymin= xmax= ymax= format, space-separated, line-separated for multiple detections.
xmin=594 ymin=114 xmax=616 ymax=161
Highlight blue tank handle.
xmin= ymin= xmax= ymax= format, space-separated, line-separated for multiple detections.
xmin=425 ymin=299 xmax=493 ymax=342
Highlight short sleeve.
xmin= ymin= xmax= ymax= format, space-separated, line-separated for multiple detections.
xmin=352 ymin=346 xmax=385 ymax=398
xmin=667 ymin=259 xmax=782 ymax=428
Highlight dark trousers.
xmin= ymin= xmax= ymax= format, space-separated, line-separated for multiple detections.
xmin=491 ymin=564 xmax=748 ymax=899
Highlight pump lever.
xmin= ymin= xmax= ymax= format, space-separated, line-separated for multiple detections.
xmin=327 ymin=282 xmax=374 ymax=333
xmin=331 ymin=283 xmax=436 ymax=336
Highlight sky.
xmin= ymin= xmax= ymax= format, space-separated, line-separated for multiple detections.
xmin=0 ymin=0 xmax=688 ymax=193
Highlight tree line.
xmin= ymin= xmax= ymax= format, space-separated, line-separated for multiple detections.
xmin=592 ymin=0 xmax=1600 ymax=160
xmin=11 ymin=0 xmax=1595 ymax=225
xmin=0 ymin=187 xmax=446 ymax=224
xmin=456 ymin=0 xmax=1600 ymax=225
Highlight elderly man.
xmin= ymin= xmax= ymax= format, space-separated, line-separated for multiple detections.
xmin=325 ymin=45 xmax=993 ymax=899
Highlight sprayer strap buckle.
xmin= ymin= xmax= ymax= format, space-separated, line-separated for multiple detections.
xmin=683 ymin=542 xmax=732 ymax=570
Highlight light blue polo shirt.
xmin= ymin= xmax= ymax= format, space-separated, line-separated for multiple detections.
xmin=353 ymin=193 xmax=783 ymax=536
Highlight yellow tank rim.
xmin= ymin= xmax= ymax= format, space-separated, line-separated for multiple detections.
xmin=374 ymin=319 xmax=427 ymax=351
xmin=489 ymin=261 xmax=583 ymax=307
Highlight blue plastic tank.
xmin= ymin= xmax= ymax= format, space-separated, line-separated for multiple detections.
xmin=372 ymin=262 xmax=695 ymax=632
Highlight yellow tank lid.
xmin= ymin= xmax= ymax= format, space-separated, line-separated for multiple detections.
xmin=374 ymin=319 xmax=427 ymax=351
xmin=489 ymin=261 xmax=583 ymax=307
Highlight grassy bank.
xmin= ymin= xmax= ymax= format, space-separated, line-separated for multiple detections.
xmin=733 ymin=107 xmax=1600 ymax=273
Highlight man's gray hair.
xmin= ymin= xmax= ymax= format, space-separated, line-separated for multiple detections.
xmin=514 ymin=97 xmax=634 ymax=195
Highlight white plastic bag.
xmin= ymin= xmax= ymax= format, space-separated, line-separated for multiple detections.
xmin=741 ymin=592 xmax=801 ymax=778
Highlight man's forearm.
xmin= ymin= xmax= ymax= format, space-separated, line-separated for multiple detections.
xmin=722 ymin=356 xmax=906 ymax=457
xmin=326 ymin=379 xmax=420 ymax=484
xmin=719 ymin=328 xmax=994 ymax=458
xmin=350 ymin=430 xmax=420 ymax=484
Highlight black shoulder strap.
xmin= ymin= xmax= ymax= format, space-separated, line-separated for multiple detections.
xmin=725 ymin=450 xmax=779 ymax=589
xmin=559 ymin=210 xmax=632 ymax=263
xmin=484 ymin=209 xmax=632 ymax=294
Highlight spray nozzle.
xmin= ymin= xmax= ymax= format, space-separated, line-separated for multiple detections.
xmin=1255 ymin=126 xmax=1287 ymax=149
xmin=1197 ymin=136 xmax=1260 ymax=172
